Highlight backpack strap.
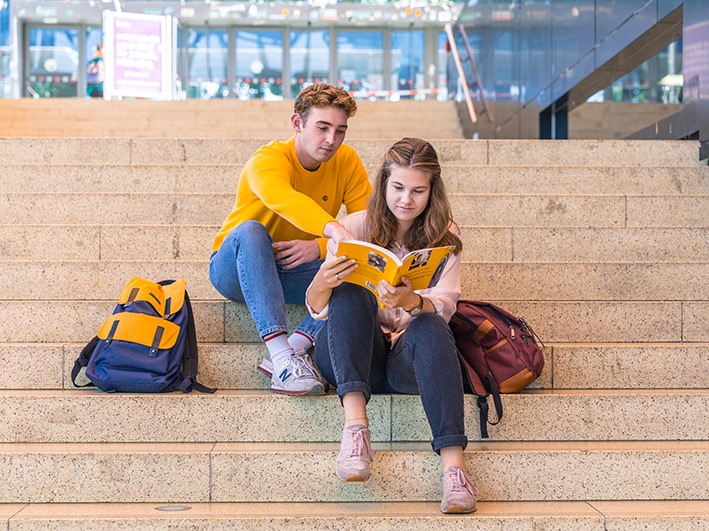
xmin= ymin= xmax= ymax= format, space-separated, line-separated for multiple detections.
xmin=456 ymin=350 xmax=493 ymax=438
xmin=159 ymin=280 xmax=216 ymax=394
xmin=71 ymin=335 xmax=100 ymax=388
xmin=456 ymin=347 xmax=503 ymax=439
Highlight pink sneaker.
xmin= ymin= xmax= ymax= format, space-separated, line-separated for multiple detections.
xmin=440 ymin=466 xmax=478 ymax=514
xmin=335 ymin=424 xmax=373 ymax=482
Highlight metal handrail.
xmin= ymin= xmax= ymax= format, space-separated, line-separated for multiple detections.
xmin=444 ymin=23 xmax=477 ymax=125
xmin=458 ymin=23 xmax=494 ymax=124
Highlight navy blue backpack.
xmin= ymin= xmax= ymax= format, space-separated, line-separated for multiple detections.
xmin=72 ymin=277 xmax=215 ymax=393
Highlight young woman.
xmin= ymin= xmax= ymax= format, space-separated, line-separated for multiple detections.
xmin=306 ymin=137 xmax=477 ymax=514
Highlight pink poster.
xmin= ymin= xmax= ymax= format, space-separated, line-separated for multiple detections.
xmin=104 ymin=12 xmax=173 ymax=99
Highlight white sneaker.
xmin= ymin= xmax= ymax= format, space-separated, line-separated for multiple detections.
xmin=270 ymin=351 xmax=326 ymax=396
xmin=257 ymin=353 xmax=273 ymax=377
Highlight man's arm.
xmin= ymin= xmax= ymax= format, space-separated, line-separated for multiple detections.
xmin=273 ymin=221 xmax=354 ymax=269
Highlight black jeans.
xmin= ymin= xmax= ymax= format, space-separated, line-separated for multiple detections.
xmin=314 ymin=283 xmax=468 ymax=453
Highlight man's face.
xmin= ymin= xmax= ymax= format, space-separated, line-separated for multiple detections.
xmin=292 ymin=106 xmax=349 ymax=171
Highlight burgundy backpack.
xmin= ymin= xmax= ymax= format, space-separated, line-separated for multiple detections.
xmin=449 ymin=300 xmax=545 ymax=438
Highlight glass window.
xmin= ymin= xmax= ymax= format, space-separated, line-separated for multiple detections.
xmin=26 ymin=27 xmax=79 ymax=97
xmin=290 ymin=29 xmax=330 ymax=97
xmin=437 ymin=31 xmax=449 ymax=101
xmin=235 ymin=29 xmax=283 ymax=100
xmin=0 ymin=3 xmax=9 ymax=97
xmin=337 ymin=31 xmax=383 ymax=98
xmin=187 ymin=28 xmax=228 ymax=100
xmin=391 ymin=30 xmax=424 ymax=99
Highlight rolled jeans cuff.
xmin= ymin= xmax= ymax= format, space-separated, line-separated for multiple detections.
xmin=431 ymin=434 xmax=468 ymax=455
xmin=336 ymin=381 xmax=372 ymax=404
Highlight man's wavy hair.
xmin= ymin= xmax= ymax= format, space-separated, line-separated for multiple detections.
xmin=367 ymin=137 xmax=462 ymax=254
xmin=293 ymin=84 xmax=358 ymax=124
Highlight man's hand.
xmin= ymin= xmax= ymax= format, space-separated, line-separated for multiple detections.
xmin=273 ymin=239 xmax=320 ymax=269
xmin=323 ymin=221 xmax=354 ymax=243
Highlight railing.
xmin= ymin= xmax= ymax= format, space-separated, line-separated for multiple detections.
xmin=444 ymin=23 xmax=494 ymax=130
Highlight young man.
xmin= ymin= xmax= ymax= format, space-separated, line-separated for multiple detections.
xmin=209 ymin=84 xmax=372 ymax=395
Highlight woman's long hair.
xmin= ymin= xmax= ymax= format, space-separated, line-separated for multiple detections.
xmin=367 ymin=137 xmax=462 ymax=254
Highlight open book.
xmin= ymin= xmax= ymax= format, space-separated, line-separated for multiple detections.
xmin=335 ymin=240 xmax=454 ymax=302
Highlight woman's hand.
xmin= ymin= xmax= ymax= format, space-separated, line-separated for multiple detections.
xmin=307 ymin=255 xmax=358 ymax=313
xmin=377 ymin=276 xmax=419 ymax=310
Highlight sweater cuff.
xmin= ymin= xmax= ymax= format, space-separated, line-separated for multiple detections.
xmin=316 ymin=237 xmax=328 ymax=259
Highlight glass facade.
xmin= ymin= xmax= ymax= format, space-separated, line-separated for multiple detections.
xmin=591 ymin=40 xmax=684 ymax=105
xmin=449 ymin=0 xmax=698 ymax=140
xmin=337 ymin=31 xmax=383 ymax=96
xmin=6 ymin=0 xmax=460 ymax=100
xmin=186 ymin=29 xmax=228 ymax=99
xmin=26 ymin=27 xmax=79 ymax=98
xmin=290 ymin=29 xmax=331 ymax=96
xmin=235 ymin=29 xmax=283 ymax=100
xmin=0 ymin=2 xmax=9 ymax=98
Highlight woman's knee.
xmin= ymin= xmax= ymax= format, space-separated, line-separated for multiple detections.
xmin=406 ymin=314 xmax=455 ymax=346
xmin=330 ymin=283 xmax=378 ymax=312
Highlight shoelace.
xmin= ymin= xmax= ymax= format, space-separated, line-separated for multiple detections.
xmin=290 ymin=352 xmax=319 ymax=379
xmin=345 ymin=428 xmax=373 ymax=462
xmin=447 ymin=468 xmax=478 ymax=497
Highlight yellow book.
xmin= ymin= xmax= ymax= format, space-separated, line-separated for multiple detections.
xmin=335 ymin=240 xmax=454 ymax=303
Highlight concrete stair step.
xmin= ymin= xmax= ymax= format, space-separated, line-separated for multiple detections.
xmin=0 ymin=138 xmax=699 ymax=167
xmin=1 ymin=164 xmax=706 ymax=195
xmin=2 ymin=342 xmax=707 ymax=391
xmin=2 ymin=225 xmax=707 ymax=263
xmin=3 ymin=122 xmax=464 ymax=140
xmin=2 ymin=500 xmax=707 ymax=530
xmin=3 ymin=192 xmax=706 ymax=227
xmin=1 ymin=260 xmax=706 ymax=302
xmin=0 ymin=440 xmax=706 ymax=503
xmin=0 ymin=300 xmax=705 ymax=344
xmin=2 ymin=389 xmax=707 ymax=443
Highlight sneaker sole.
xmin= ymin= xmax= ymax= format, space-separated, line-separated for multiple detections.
xmin=257 ymin=364 xmax=273 ymax=377
xmin=441 ymin=503 xmax=477 ymax=514
xmin=270 ymin=384 xmax=325 ymax=396
xmin=336 ymin=471 xmax=370 ymax=482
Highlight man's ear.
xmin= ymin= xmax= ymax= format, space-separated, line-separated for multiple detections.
xmin=291 ymin=113 xmax=302 ymax=132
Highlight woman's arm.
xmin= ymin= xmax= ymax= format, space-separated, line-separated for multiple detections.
xmin=306 ymin=255 xmax=358 ymax=314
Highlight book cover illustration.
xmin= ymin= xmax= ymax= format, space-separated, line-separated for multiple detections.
xmin=335 ymin=240 xmax=454 ymax=302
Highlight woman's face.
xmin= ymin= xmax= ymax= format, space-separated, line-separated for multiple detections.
xmin=385 ymin=165 xmax=431 ymax=229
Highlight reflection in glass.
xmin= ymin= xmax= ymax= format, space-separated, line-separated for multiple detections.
xmin=391 ymin=30 xmax=424 ymax=99
xmin=187 ymin=29 xmax=228 ymax=100
xmin=235 ymin=30 xmax=283 ymax=100
xmin=290 ymin=29 xmax=330 ymax=97
xmin=1 ymin=5 xmax=10 ymax=98
xmin=27 ymin=28 xmax=79 ymax=98
xmin=337 ymin=31 xmax=383 ymax=98
xmin=590 ymin=40 xmax=684 ymax=105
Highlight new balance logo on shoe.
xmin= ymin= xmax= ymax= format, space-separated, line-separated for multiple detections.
xmin=278 ymin=368 xmax=293 ymax=383
xmin=270 ymin=351 xmax=327 ymax=396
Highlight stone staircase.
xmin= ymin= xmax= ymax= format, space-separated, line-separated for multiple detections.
xmin=0 ymin=99 xmax=464 ymax=139
xmin=0 ymin=137 xmax=707 ymax=529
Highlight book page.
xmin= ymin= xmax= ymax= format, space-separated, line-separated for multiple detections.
xmin=337 ymin=241 xmax=454 ymax=299
xmin=393 ymin=246 xmax=454 ymax=290
xmin=336 ymin=240 xmax=400 ymax=296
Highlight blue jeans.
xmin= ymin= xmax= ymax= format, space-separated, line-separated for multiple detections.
xmin=314 ymin=283 xmax=468 ymax=453
xmin=209 ymin=220 xmax=324 ymax=339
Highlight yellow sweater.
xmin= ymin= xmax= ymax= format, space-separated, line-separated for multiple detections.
xmin=212 ymin=136 xmax=371 ymax=258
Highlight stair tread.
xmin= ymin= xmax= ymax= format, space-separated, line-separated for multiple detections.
xmin=4 ymin=500 xmax=708 ymax=519
xmin=2 ymin=440 xmax=708 ymax=451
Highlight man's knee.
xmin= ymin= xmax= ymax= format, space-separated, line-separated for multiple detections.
xmin=225 ymin=220 xmax=271 ymax=247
